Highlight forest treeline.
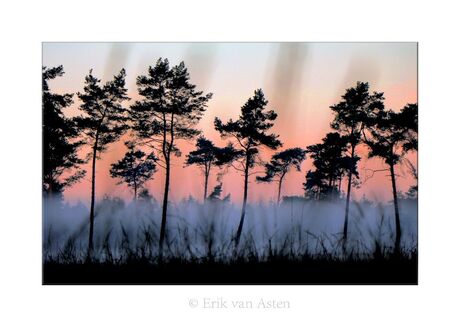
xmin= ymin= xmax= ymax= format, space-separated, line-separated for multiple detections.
xmin=43 ymin=58 xmax=418 ymax=259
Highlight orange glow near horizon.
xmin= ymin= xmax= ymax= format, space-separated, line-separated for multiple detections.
xmin=44 ymin=43 xmax=417 ymax=206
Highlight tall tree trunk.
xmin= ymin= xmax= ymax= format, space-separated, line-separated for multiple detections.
xmin=159 ymin=156 xmax=170 ymax=260
xmin=87 ymin=137 xmax=98 ymax=260
xmin=235 ymin=153 xmax=250 ymax=247
xmin=133 ymin=180 xmax=137 ymax=202
xmin=158 ymin=111 xmax=169 ymax=261
xmin=203 ymin=166 xmax=210 ymax=202
xmin=389 ymin=162 xmax=402 ymax=253
xmin=277 ymin=174 xmax=285 ymax=205
xmin=159 ymin=112 xmax=174 ymax=261
xmin=343 ymin=144 xmax=355 ymax=245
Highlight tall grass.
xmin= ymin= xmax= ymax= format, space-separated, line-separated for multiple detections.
xmin=43 ymin=196 xmax=417 ymax=265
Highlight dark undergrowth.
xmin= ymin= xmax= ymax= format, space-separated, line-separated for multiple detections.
xmin=43 ymin=199 xmax=417 ymax=284
xmin=43 ymin=250 xmax=417 ymax=285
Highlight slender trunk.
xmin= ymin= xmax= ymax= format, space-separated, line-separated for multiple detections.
xmin=277 ymin=174 xmax=285 ymax=205
xmin=235 ymin=152 xmax=250 ymax=247
xmin=133 ymin=180 xmax=137 ymax=202
xmin=203 ymin=165 xmax=210 ymax=202
xmin=87 ymin=136 xmax=98 ymax=259
xmin=389 ymin=162 xmax=402 ymax=253
xmin=159 ymin=112 xmax=174 ymax=260
xmin=343 ymin=144 xmax=355 ymax=245
xmin=159 ymin=157 xmax=170 ymax=259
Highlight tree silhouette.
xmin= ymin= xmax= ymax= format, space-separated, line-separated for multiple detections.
xmin=330 ymin=82 xmax=384 ymax=243
xmin=110 ymin=142 xmax=158 ymax=200
xmin=43 ymin=66 xmax=85 ymax=199
xmin=208 ymin=183 xmax=223 ymax=200
xmin=131 ymin=58 xmax=212 ymax=257
xmin=215 ymin=89 xmax=282 ymax=246
xmin=75 ymin=69 xmax=130 ymax=258
xmin=303 ymin=170 xmax=326 ymax=199
xmin=256 ymin=147 xmax=306 ymax=204
xmin=186 ymin=136 xmax=243 ymax=201
xmin=305 ymin=132 xmax=354 ymax=200
xmin=364 ymin=103 xmax=418 ymax=252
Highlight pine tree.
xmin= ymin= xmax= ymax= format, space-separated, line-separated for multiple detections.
xmin=75 ymin=69 xmax=130 ymax=258
xmin=43 ymin=66 xmax=85 ymax=199
xmin=110 ymin=142 xmax=158 ymax=200
xmin=215 ymin=89 xmax=282 ymax=246
xmin=330 ymin=82 xmax=384 ymax=244
xmin=306 ymin=132 xmax=353 ymax=200
xmin=256 ymin=147 xmax=306 ymax=204
xmin=131 ymin=58 xmax=212 ymax=258
xmin=365 ymin=103 xmax=418 ymax=252
xmin=186 ymin=136 xmax=242 ymax=201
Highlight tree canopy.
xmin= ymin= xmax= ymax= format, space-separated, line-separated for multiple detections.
xmin=43 ymin=66 xmax=85 ymax=197
xmin=257 ymin=147 xmax=306 ymax=203
xmin=110 ymin=142 xmax=158 ymax=200
xmin=305 ymin=132 xmax=355 ymax=199
xmin=215 ymin=89 xmax=282 ymax=169
xmin=330 ymin=81 xmax=385 ymax=147
xmin=186 ymin=136 xmax=243 ymax=200
xmin=75 ymin=69 xmax=131 ymax=152
xmin=131 ymin=58 xmax=213 ymax=162
xmin=365 ymin=103 xmax=418 ymax=166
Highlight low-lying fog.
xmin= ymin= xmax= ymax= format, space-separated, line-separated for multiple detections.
xmin=43 ymin=196 xmax=417 ymax=261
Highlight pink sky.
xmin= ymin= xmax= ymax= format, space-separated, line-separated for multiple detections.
xmin=43 ymin=43 xmax=417 ymax=205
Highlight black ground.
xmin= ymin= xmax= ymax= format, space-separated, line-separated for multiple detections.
xmin=43 ymin=256 xmax=417 ymax=285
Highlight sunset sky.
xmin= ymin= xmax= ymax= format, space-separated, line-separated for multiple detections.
xmin=43 ymin=42 xmax=417 ymax=205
